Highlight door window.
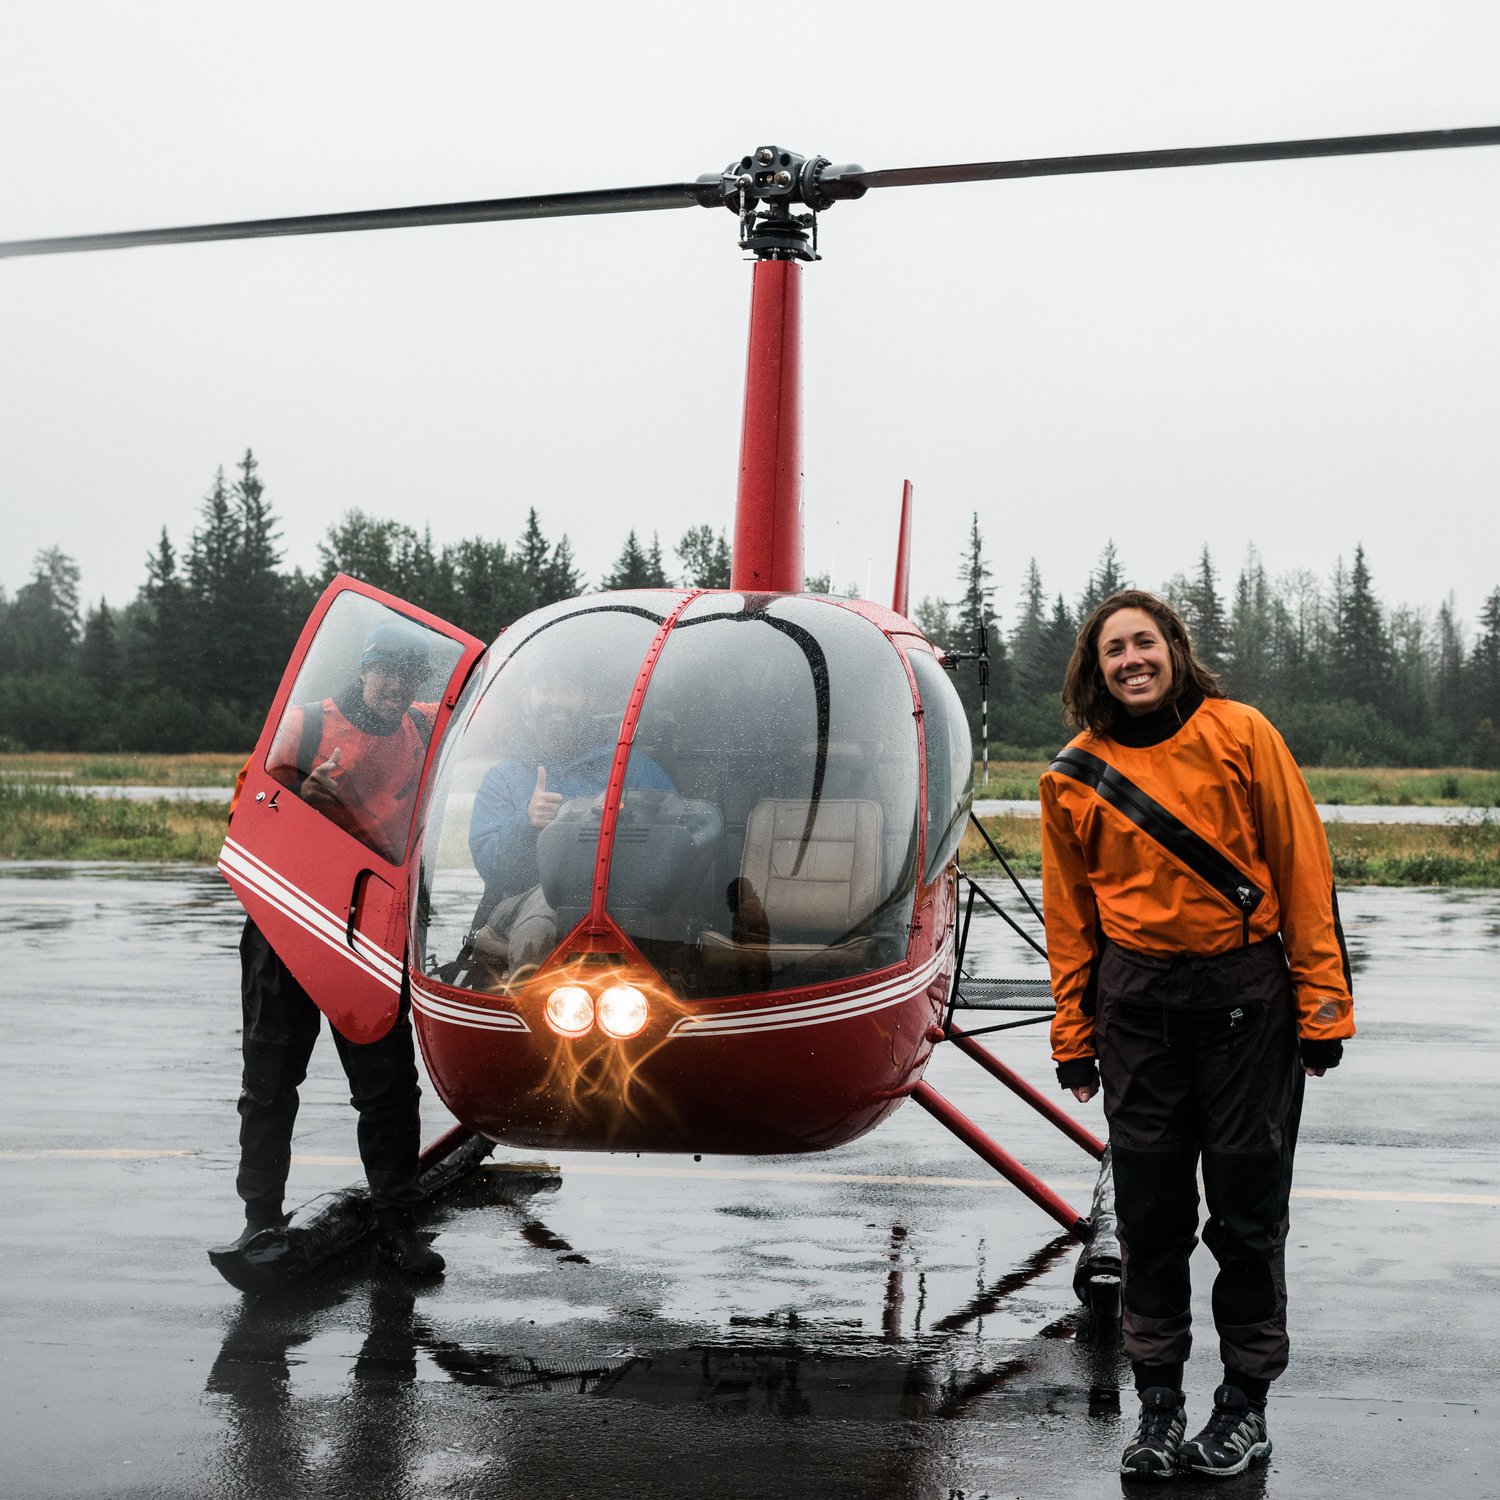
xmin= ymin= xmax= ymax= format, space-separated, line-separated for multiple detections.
xmin=265 ymin=592 xmax=464 ymax=865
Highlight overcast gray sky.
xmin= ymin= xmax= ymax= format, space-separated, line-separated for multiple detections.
xmin=3 ymin=1 xmax=1497 ymax=637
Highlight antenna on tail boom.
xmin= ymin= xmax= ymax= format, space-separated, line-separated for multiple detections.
xmin=942 ymin=618 xmax=992 ymax=784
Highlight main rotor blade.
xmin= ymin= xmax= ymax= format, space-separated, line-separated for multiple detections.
xmin=0 ymin=180 xmax=718 ymax=259
xmin=842 ymin=125 xmax=1500 ymax=194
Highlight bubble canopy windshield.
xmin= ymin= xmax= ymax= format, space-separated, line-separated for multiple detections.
xmin=415 ymin=592 xmax=922 ymax=1000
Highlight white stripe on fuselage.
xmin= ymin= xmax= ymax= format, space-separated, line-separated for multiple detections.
xmin=410 ymin=976 xmax=531 ymax=1033
xmin=219 ymin=838 xmax=401 ymax=993
xmin=666 ymin=947 xmax=948 ymax=1037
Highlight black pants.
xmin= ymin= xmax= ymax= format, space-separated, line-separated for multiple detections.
xmin=236 ymin=917 xmax=423 ymax=1214
xmin=1095 ymin=937 xmax=1303 ymax=1384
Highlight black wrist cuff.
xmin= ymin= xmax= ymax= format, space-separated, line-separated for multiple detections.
xmin=1056 ymin=1058 xmax=1099 ymax=1091
xmin=1299 ymin=1037 xmax=1343 ymax=1069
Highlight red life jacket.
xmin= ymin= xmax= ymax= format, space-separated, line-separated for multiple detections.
xmin=267 ymin=697 xmax=436 ymax=863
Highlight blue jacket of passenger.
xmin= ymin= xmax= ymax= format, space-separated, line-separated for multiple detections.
xmin=469 ymin=745 xmax=672 ymax=900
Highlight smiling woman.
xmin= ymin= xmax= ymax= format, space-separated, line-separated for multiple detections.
xmin=1041 ymin=586 xmax=1354 ymax=1479
xmin=1062 ymin=589 xmax=1224 ymax=734
xmin=1097 ymin=607 xmax=1174 ymax=715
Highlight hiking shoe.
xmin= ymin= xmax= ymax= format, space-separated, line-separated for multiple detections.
xmin=1179 ymin=1385 xmax=1272 ymax=1477
xmin=375 ymin=1208 xmax=445 ymax=1278
xmin=1120 ymin=1386 xmax=1186 ymax=1480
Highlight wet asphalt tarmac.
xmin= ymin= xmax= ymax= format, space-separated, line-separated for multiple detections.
xmin=1 ymin=864 xmax=1496 ymax=1499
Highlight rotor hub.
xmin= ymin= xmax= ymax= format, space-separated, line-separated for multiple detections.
xmin=696 ymin=145 xmax=866 ymax=262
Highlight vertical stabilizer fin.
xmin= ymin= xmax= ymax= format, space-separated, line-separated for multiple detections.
xmin=891 ymin=479 xmax=914 ymax=618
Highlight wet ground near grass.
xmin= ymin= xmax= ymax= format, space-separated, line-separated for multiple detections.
xmin=0 ymin=866 xmax=1495 ymax=1498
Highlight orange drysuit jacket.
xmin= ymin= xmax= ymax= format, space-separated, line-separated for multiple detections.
xmin=1041 ymin=696 xmax=1355 ymax=1067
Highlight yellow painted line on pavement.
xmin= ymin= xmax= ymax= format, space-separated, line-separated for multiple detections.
xmin=2 ymin=1150 xmax=1494 ymax=1206
xmin=1288 ymin=1186 xmax=1499 ymax=1206
xmin=0 ymin=1148 xmax=196 ymax=1160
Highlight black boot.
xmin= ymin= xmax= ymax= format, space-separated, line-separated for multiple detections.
xmin=375 ymin=1206 xmax=445 ymax=1277
xmin=226 ymin=1198 xmax=288 ymax=1251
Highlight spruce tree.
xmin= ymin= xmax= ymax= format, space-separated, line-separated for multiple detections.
xmin=1387 ymin=605 xmax=1431 ymax=743
xmin=1470 ymin=588 xmax=1500 ymax=738
xmin=318 ymin=510 xmax=412 ymax=595
xmin=80 ymin=598 xmax=121 ymax=700
xmin=543 ymin=536 xmax=583 ymax=604
xmin=954 ymin=513 xmax=995 ymax=658
xmin=448 ymin=537 xmax=527 ymax=639
xmin=601 ymin=530 xmax=652 ymax=590
xmin=230 ymin=450 xmax=290 ymax=719
xmin=183 ymin=468 xmax=243 ymax=704
xmin=952 ymin=513 xmax=1010 ymax=741
xmin=1226 ymin=547 xmax=1270 ymax=701
xmin=515 ymin=508 xmax=551 ymax=613
xmin=517 ymin=508 xmax=550 ymax=582
xmin=1076 ymin=541 xmax=1129 ymax=619
xmin=1434 ymin=596 xmax=1468 ymax=736
xmin=914 ymin=595 xmax=953 ymax=651
xmin=1043 ymin=595 xmax=1077 ymax=692
xmin=1332 ymin=545 xmax=1393 ymax=706
xmin=7 ymin=548 xmax=82 ymax=672
xmin=1271 ymin=567 xmax=1325 ymax=702
xmin=1184 ymin=545 xmax=1227 ymax=673
xmin=0 ymin=584 xmax=13 ymax=675
xmin=401 ymin=527 xmax=449 ymax=620
xmin=644 ymin=532 xmax=670 ymax=588
xmin=1009 ymin=559 xmax=1051 ymax=701
xmin=676 ymin=524 xmax=731 ymax=588
xmin=141 ymin=528 xmax=189 ymax=694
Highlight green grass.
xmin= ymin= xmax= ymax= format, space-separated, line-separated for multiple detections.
xmin=971 ymin=761 xmax=1051 ymax=800
xmin=973 ymin=761 xmax=1500 ymax=807
xmin=961 ymin=810 xmax=1500 ymax=887
xmin=0 ymin=782 xmax=228 ymax=861
xmin=2 ymin=755 xmax=1497 ymax=883
xmin=1322 ymin=813 xmax=1500 ymax=886
xmin=1299 ymin=766 xmax=1500 ymax=807
xmin=0 ymin=752 xmax=245 ymax=787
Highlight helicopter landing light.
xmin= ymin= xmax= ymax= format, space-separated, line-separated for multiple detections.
xmin=544 ymin=986 xmax=595 ymax=1038
xmin=596 ymin=984 xmax=649 ymax=1040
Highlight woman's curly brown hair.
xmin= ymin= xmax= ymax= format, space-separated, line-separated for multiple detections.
xmin=1062 ymin=589 xmax=1223 ymax=735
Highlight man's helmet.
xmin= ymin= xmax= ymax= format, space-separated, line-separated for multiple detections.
xmin=360 ymin=619 xmax=430 ymax=678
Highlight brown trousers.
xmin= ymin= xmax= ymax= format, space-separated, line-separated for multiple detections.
xmin=1094 ymin=936 xmax=1303 ymax=1382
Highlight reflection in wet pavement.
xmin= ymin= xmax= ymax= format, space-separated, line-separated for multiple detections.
xmin=1 ymin=864 xmax=1497 ymax=1497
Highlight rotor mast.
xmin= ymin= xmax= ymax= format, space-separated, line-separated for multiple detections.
xmin=716 ymin=147 xmax=863 ymax=594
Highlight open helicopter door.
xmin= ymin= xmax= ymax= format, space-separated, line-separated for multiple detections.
xmin=220 ymin=576 xmax=485 ymax=1043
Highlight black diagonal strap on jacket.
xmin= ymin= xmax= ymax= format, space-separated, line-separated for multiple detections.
xmin=1049 ymin=746 xmax=1265 ymax=945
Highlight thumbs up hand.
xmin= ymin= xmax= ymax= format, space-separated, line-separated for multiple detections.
xmin=303 ymin=745 xmax=343 ymax=806
xmin=527 ymin=764 xmax=562 ymax=828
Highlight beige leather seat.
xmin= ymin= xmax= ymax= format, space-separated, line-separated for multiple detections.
xmin=701 ymin=797 xmax=884 ymax=979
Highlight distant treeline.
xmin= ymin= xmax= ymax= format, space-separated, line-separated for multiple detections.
xmin=2 ymin=451 xmax=1498 ymax=766
xmin=922 ymin=521 xmax=1500 ymax=768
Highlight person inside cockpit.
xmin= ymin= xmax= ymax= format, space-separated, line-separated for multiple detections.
xmin=467 ymin=662 xmax=672 ymax=976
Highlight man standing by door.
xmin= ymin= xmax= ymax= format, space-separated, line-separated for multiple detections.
xmin=225 ymin=619 xmax=445 ymax=1275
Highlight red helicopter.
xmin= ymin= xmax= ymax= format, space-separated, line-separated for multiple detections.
xmin=7 ymin=125 xmax=1497 ymax=1259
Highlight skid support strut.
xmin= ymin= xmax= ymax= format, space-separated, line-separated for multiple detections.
xmin=912 ymin=1081 xmax=1089 ymax=1240
xmin=947 ymin=1024 xmax=1105 ymax=1160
